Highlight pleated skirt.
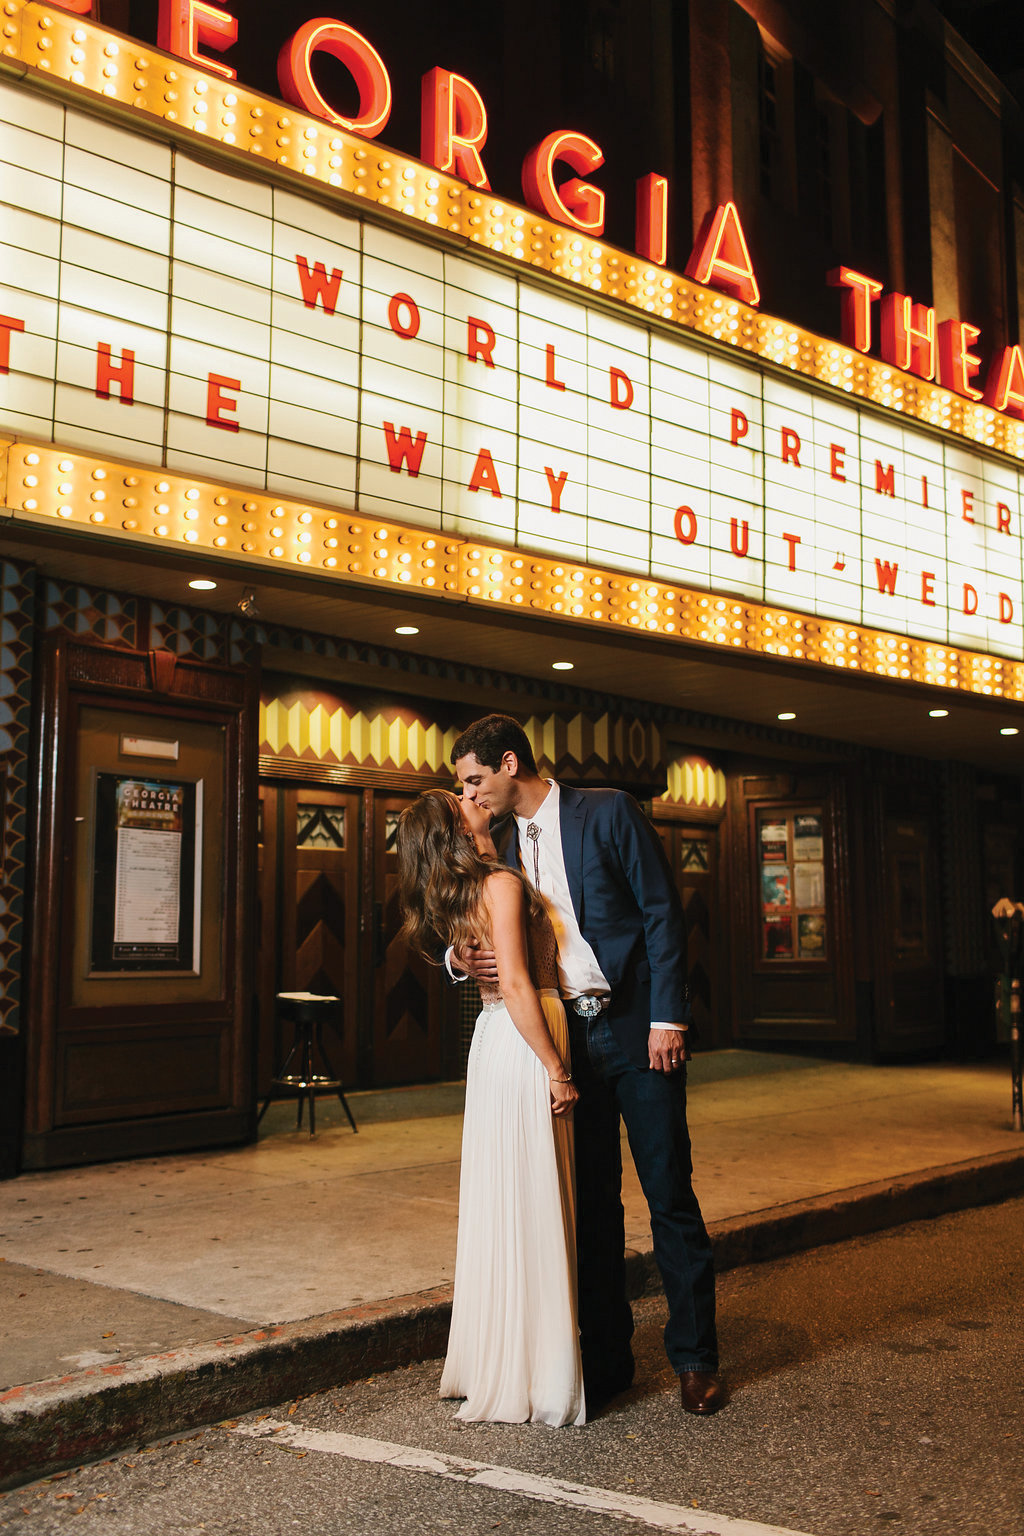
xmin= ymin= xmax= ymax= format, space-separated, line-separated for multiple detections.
xmin=440 ymin=989 xmax=585 ymax=1427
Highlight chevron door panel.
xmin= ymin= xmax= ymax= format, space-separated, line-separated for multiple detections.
xmin=371 ymin=792 xmax=444 ymax=1086
xmin=276 ymin=788 xmax=361 ymax=1089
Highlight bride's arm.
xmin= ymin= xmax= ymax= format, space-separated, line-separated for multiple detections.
xmin=482 ymin=873 xmax=578 ymax=1117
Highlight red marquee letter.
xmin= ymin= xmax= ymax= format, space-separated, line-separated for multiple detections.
xmin=875 ymin=559 xmax=899 ymax=594
xmin=1000 ymin=593 xmax=1014 ymax=623
xmin=278 ymin=19 xmax=391 ymax=136
xmin=997 ymin=503 xmax=1012 ymax=534
xmin=730 ymin=518 xmax=749 ymax=558
xmin=388 ymin=294 xmax=420 ymax=338
xmin=674 ymin=506 xmax=698 ymax=545
xmin=158 ymin=0 xmax=237 ymax=80
xmin=730 ymin=408 xmax=748 ymax=446
xmin=875 ymin=461 xmax=895 ymax=497
xmin=921 ymin=572 xmax=935 ymax=606
xmin=782 ymin=532 xmax=801 ymax=570
xmin=963 ymin=583 xmax=979 ymax=615
xmin=544 ymin=344 xmax=566 ymax=391
xmin=830 ymin=444 xmax=846 ymax=482
xmin=544 ymin=467 xmax=568 ymax=512
xmin=96 ymin=343 xmax=135 ymax=404
xmin=609 ymin=368 xmax=633 ymax=410
xmin=421 ymin=68 xmax=489 ymax=189
xmin=0 ymin=314 xmax=25 ymax=373
xmin=468 ymin=447 xmax=502 ymax=497
xmin=383 ymin=423 xmax=427 ymax=476
xmin=206 ymin=373 xmax=240 ymax=432
xmin=781 ymin=428 xmax=801 ymax=467
xmin=467 ymin=317 xmax=496 ymax=366
xmin=961 ymin=489 xmax=974 ymax=524
xmin=522 ymin=131 xmax=605 ymax=236
xmin=295 ymin=256 xmax=343 ymax=315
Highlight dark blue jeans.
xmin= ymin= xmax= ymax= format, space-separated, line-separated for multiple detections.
xmin=570 ymin=1013 xmax=718 ymax=1379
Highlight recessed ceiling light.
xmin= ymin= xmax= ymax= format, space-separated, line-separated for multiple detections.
xmin=395 ymin=625 xmax=419 ymax=635
xmin=188 ymin=578 xmax=216 ymax=591
xmin=552 ymin=661 xmax=574 ymax=671
xmin=1000 ymin=727 xmax=1019 ymax=736
xmin=777 ymin=711 xmax=796 ymax=721
xmin=929 ymin=709 xmax=949 ymax=718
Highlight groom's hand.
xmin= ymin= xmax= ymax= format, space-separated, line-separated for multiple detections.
xmin=649 ymin=1028 xmax=690 ymax=1073
xmin=454 ymin=940 xmax=500 ymax=983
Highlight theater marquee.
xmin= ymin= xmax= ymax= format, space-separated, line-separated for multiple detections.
xmin=2 ymin=79 xmax=1024 ymax=663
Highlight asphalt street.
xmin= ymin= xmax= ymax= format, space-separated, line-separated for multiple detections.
xmin=3 ymin=1196 xmax=1022 ymax=1536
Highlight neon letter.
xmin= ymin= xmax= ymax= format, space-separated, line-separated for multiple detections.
xmin=880 ymin=293 xmax=935 ymax=380
xmin=826 ymin=267 xmax=882 ymax=352
xmin=421 ymin=68 xmax=489 ymax=189
xmin=984 ymin=345 xmax=1024 ymax=419
xmin=278 ymin=18 xmax=391 ymax=136
xmin=158 ymin=0 xmax=237 ymax=80
xmin=522 ymin=131 xmax=605 ymax=236
xmin=685 ymin=202 xmax=759 ymax=306
xmin=635 ymin=173 xmax=668 ymax=266
xmin=938 ymin=320 xmax=983 ymax=401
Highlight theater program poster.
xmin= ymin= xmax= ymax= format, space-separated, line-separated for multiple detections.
xmin=90 ymin=774 xmax=201 ymax=973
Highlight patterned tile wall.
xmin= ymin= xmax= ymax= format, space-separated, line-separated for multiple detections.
xmin=0 ymin=560 xmax=35 ymax=1035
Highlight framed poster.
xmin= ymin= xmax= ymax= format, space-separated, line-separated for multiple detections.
xmin=90 ymin=773 xmax=203 ymax=973
xmin=757 ymin=805 xmax=828 ymax=962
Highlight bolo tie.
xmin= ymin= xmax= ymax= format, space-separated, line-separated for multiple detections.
xmin=525 ymin=821 xmax=541 ymax=888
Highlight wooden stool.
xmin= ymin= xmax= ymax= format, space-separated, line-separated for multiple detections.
xmin=256 ymin=992 xmax=357 ymax=1137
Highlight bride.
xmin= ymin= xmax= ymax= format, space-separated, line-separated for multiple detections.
xmin=396 ymin=788 xmax=585 ymax=1427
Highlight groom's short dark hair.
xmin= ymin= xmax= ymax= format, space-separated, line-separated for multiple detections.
xmin=451 ymin=714 xmax=539 ymax=775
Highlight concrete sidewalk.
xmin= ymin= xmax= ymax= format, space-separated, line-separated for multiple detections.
xmin=1 ymin=1050 xmax=1022 ymax=1488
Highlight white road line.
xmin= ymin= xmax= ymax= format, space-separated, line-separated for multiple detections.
xmin=231 ymin=1420 xmax=818 ymax=1536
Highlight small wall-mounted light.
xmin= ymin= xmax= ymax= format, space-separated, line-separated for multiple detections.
xmin=237 ymin=589 xmax=260 ymax=617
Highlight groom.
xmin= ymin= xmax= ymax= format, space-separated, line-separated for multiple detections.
xmin=449 ymin=713 xmax=721 ymax=1415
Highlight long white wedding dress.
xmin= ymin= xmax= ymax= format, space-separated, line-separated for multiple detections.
xmin=440 ymin=906 xmax=585 ymax=1427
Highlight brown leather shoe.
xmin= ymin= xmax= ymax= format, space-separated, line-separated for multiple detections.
xmin=679 ymin=1371 xmax=724 ymax=1415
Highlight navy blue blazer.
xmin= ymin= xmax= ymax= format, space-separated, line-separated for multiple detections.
xmin=495 ymin=785 xmax=691 ymax=1064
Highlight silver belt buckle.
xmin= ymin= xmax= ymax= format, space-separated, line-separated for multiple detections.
xmin=571 ymin=995 xmax=606 ymax=1019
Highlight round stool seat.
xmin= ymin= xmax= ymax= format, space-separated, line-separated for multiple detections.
xmin=257 ymin=991 xmax=357 ymax=1137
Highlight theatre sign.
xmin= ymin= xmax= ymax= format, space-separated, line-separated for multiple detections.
xmin=2 ymin=0 xmax=1024 ymax=698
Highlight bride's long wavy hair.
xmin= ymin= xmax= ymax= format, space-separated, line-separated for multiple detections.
xmin=396 ymin=789 xmax=542 ymax=962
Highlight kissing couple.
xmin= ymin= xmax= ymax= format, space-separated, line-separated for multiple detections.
xmin=397 ymin=713 xmax=721 ymax=1426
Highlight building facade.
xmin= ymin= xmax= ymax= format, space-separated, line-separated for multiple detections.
xmin=1 ymin=0 xmax=1022 ymax=1174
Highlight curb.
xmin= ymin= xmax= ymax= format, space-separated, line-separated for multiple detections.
xmin=2 ymin=1147 xmax=1022 ymax=1489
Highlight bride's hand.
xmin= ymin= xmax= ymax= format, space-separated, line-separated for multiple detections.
xmin=550 ymin=1077 xmax=578 ymax=1116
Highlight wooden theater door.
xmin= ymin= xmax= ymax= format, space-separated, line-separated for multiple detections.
xmin=653 ymin=819 xmax=722 ymax=1048
xmin=368 ymin=791 xmax=445 ymax=1086
xmin=258 ymin=786 xmax=361 ymax=1093
xmin=258 ymin=784 xmax=449 ymax=1091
